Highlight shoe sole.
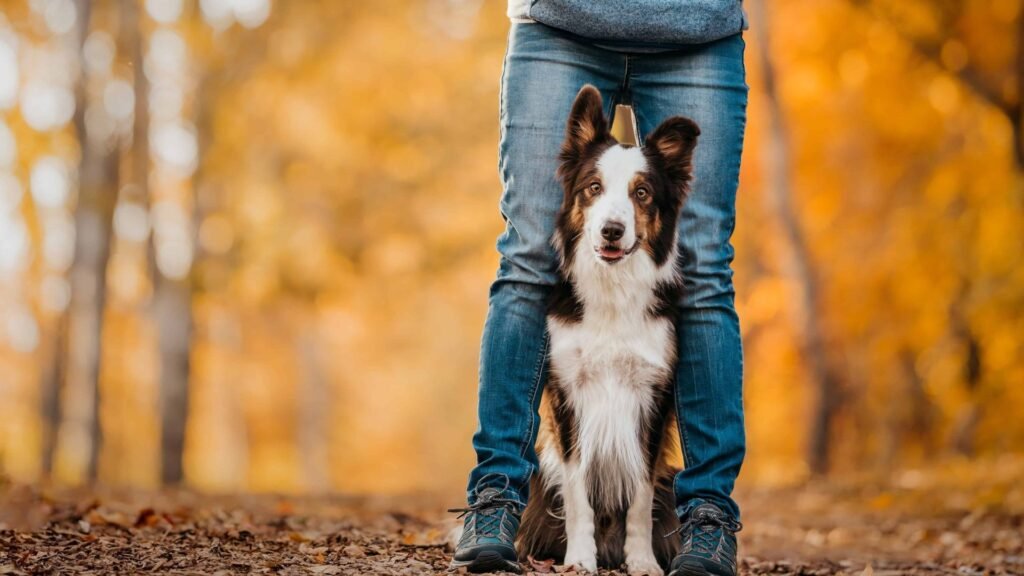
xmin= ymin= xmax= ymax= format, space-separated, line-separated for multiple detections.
xmin=449 ymin=550 xmax=522 ymax=574
xmin=668 ymin=567 xmax=712 ymax=576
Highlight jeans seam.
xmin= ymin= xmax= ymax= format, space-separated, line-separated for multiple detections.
xmin=632 ymin=103 xmax=647 ymax=144
xmin=497 ymin=28 xmax=512 ymax=181
xmin=674 ymin=362 xmax=694 ymax=470
xmin=621 ymin=54 xmax=633 ymax=104
xmin=518 ymin=328 xmax=550 ymax=463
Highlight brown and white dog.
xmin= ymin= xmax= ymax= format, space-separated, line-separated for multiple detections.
xmin=517 ymin=85 xmax=700 ymax=575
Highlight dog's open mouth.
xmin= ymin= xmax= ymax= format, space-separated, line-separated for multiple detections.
xmin=599 ymin=245 xmax=625 ymax=262
xmin=597 ymin=239 xmax=640 ymax=264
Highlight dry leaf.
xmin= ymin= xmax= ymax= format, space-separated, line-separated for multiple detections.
xmin=307 ymin=566 xmax=341 ymax=575
xmin=275 ymin=500 xmax=296 ymax=515
xmin=527 ymin=555 xmax=556 ymax=573
xmin=135 ymin=508 xmax=159 ymax=527
xmin=342 ymin=544 xmax=366 ymax=558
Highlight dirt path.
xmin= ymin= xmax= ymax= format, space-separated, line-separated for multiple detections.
xmin=1 ymin=474 xmax=1021 ymax=575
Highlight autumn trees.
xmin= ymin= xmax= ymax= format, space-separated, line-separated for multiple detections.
xmin=11 ymin=0 xmax=271 ymax=486
xmin=0 ymin=0 xmax=1020 ymax=492
xmin=740 ymin=0 xmax=1024 ymax=477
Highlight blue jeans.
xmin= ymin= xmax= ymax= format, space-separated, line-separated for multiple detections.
xmin=468 ymin=23 xmax=747 ymax=520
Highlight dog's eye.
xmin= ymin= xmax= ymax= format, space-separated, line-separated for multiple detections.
xmin=635 ymin=187 xmax=649 ymax=200
xmin=588 ymin=182 xmax=602 ymax=195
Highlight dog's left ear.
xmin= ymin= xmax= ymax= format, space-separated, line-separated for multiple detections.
xmin=644 ymin=116 xmax=700 ymax=191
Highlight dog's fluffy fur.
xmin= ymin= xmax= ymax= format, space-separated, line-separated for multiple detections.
xmin=517 ymin=85 xmax=700 ymax=575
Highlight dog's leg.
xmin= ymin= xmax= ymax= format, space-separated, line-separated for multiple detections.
xmin=624 ymin=479 xmax=663 ymax=576
xmin=561 ymin=462 xmax=598 ymax=572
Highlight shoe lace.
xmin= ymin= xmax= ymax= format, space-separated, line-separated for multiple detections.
xmin=665 ymin=507 xmax=742 ymax=557
xmin=447 ymin=474 xmax=525 ymax=539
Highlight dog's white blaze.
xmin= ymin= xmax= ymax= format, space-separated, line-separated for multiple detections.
xmin=585 ymin=145 xmax=648 ymax=254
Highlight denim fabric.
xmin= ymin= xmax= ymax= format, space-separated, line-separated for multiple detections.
xmin=468 ymin=22 xmax=747 ymax=520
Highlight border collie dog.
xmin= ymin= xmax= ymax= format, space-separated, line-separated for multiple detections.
xmin=517 ymin=85 xmax=700 ymax=575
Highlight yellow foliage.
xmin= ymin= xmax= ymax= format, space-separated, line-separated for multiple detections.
xmin=0 ymin=0 xmax=1020 ymax=497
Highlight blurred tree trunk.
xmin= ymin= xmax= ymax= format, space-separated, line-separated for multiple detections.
xmin=901 ymin=348 xmax=936 ymax=455
xmin=880 ymin=347 xmax=935 ymax=467
xmin=296 ymin=326 xmax=330 ymax=492
xmin=123 ymin=0 xmax=194 ymax=485
xmin=39 ymin=315 xmax=67 ymax=476
xmin=61 ymin=0 xmax=118 ymax=483
xmin=752 ymin=0 xmax=842 ymax=475
xmin=949 ymin=287 xmax=982 ymax=457
xmin=155 ymin=277 xmax=193 ymax=484
xmin=949 ymin=332 xmax=982 ymax=456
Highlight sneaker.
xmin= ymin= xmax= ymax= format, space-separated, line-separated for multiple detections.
xmin=448 ymin=479 xmax=525 ymax=573
xmin=667 ymin=500 xmax=742 ymax=576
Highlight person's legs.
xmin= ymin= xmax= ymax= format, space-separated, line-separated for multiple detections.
xmin=467 ymin=24 xmax=626 ymax=506
xmin=628 ymin=34 xmax=748 ymax=521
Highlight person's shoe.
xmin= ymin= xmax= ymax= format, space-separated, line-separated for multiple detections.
xmin=667 ymin=500 xmax=741 ymax=576
xmin=448 ymin=483 xmax=524 ymax=573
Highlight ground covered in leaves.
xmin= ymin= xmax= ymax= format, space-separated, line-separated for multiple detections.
xmin=1 ymin=461 xmax=1022 ymax=575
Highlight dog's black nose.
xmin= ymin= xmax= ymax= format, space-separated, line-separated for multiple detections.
xmin=601 ymin=221 xmax=625 ymax=242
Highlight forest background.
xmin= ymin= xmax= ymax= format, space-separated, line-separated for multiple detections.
xmin=0 ymin=0 xmax=1021 ymax=504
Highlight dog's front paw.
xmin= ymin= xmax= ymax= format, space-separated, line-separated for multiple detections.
xmin=563 ymin=549 xmax=598 ymax=573
xmin=625 ymin=555 xmax=663 ymax=576
xmin=563 ymin=558 xmax=598 ymax=573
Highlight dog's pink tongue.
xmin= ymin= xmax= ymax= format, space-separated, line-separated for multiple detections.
xmin=601 ymin=246 xmax=625 ymax=259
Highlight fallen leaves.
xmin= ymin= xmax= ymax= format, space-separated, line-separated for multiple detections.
xmin=527 ymin=555 xmax=556 ymax=572
xmin=341 ymin=544 xmax=366 ymax=558
xmin=0 ymin=485 xmax=459 ymax=575
xmin=400 ymin=526 xmax=448 ymax=547
xmin=0 ymin=483 xmax=1020 ymax=575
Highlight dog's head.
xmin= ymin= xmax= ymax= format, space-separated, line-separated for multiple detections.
xmin=554 ymin=85 xmax=699 ymax=270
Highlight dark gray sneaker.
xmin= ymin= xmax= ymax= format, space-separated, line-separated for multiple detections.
xmin=667 ymin=500 xmax=742 ymax=576
xmin=448 ymin=483 xmax=524 ymax=573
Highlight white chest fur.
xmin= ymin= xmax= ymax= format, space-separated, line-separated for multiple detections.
xmin=546 ymin=245 xmax=677 ymax=510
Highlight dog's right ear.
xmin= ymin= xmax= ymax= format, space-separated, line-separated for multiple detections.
xmin=644 ymin=116 xmax=700 ymax=196
xmin=558 ymin=85 xmax=609 ymax=183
